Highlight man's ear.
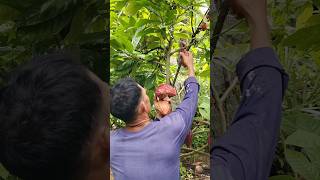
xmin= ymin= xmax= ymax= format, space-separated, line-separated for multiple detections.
xmin=137 ymin=101 xmax=146 ymax=114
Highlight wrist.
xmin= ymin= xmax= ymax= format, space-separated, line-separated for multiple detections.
xmin=246 ymin=12 xmax=268 ymax=26
xmin=248 ymin=16 xmax=271 ymax=49
xmin=187 ymin=67 xmax=195 ymax=77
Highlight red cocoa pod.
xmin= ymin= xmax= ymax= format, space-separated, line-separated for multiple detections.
xmin=154 ymin=100 xmax=172 ymax=117
xmin=199 ymin=22 xmax=208 ymax=31
xmin=184 ymin=130 xmax=193 ymax=148
xmin=155 ymin=84 xmax=177 ymax=100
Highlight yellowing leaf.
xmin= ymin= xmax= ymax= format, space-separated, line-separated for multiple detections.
xmin=296 ymin=3 xmax=313 ymax=29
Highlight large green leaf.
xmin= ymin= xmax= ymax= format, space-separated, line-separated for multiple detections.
xmin=124 ymin=0 xmax=145 ymax=16
xmin=131 ymin=25 xmax=145 ymax=49
xmin=283 ymin=24 xmax=320 ymax=50
xmin=0 ymin=4 xmax=20 ymax=23
xmin=282 ymin=111 xmax=320 ymax=137
xmin=296 ymin=3 xmax=313 ymax=29
xmin=285 ymin=149 xmax=319 ymax=180
xmin=286 ymin=130 xmax=320 ymax=148
xmin=305 ymin=15 xmax=320 ymax=27
xmin=0 ymin=164 xmax=9 ymax=179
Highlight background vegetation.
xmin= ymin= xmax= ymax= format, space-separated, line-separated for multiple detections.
xmin=212 ymin=0 xmax=320 ymax=179
xmin=110 ymin=0 xmax=210 ymax=179
xmin=0 ymin=0 xmax=108 ymax=179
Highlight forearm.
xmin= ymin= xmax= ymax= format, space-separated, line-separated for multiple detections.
xmin=211 ymin=48 xmax=289 ymax=180
xmin=237 ymin=0 xmax=271 ymax=49
xmin=175 ymin=77 xmax=199 ymax=134
xmin=249 ymin=17 xmax=271 ymax=49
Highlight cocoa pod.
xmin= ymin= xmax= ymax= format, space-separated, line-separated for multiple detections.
xmin=154 ymin=100 xmax=172 ymax=117
xmin=199 ymin=22 xmax=208 ymax=31
xmin=155 ymin=84 xmax=177 ymax=100
xmin=195 ymin=165 xmax=203 ymax=174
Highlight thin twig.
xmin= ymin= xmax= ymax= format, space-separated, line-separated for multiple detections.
xmin=212 ymin=85 xmax=227 ymax=134
xmin=181 ymin=144 xmax=209 ymax=158
xmin=191 ymin=5 xmax=195 ymax=34
xmin=193 ymin=129 xmax=210 ymax=135
xmin=141 ymin=47 xmax=164 ymax=54
xmin=165 ymin=26 xmax=175 ymax=84
xmin=194 ymin=119 xmax=210 ymax=125
xmin=220 ymin=77 xmax=238 ymax=103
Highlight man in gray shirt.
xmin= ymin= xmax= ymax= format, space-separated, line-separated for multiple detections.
xmin=110 ymin=50 xmax=200 ymax=180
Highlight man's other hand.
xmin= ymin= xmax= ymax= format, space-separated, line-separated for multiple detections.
xmin=230 ymin=0 xmax=271 ymax=49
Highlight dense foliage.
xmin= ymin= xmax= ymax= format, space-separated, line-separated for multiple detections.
xmin=0 ymin=0 xmax=108 ymax=179
xmin=212 ymin=0 xmax=320 ymax=179
xmin=110 ymin=0 xmax=210 ymax=179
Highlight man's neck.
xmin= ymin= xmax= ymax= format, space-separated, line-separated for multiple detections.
xmin=125 ymin=113 xmax=151 ymax=132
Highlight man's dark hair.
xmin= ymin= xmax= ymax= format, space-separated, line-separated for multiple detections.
xmin=111 ymin=78 xmax=141 ymax=123
xmin=0 ymin=54 xmax=102 ymax=180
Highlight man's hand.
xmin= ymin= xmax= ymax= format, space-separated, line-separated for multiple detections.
xmin=180 ymin=50 xmax=195 ymax=77
xmin=231 ymin=0 xmax=271 ymax=49
xmin=231 ymin=0 xmax=267 ymax=25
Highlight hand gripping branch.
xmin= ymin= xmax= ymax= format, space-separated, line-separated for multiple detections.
xmin=171 ymin=8 xmax=210 ymax=86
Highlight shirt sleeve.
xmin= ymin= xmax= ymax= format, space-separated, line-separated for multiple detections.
xmin=173 ymin=76 xmax=200 ymax=144
xmin=211 ymin=47 xmax=289 ymax=180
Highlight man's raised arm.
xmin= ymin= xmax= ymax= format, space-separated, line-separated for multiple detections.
xmin=211 ymin=0 xmax=289 ymax=180
xmin=174 ymin=51 xmax=200 ymax=142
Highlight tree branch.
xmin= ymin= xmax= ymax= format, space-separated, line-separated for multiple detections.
xmin=220 ymin=77 xmax=238 ymax=103
xmin=180 ymin=144 xmax=210 ymax=158
xmin=165 ymin=25 xmax=175 ymax=84
xmin=140 ymin=47 xmax=164 ymax=54
xmin=172 ymin=8 xmax=210 ymax=86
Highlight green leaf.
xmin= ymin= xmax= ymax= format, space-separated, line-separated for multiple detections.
xmin=0 ymin=164 xmax=9 ymax=178
xmin=174 ymin=0 xmax=189 ymax=6
xmin=132 ymin=25 xmax=145 ymax=49
xmin=286 ymin=130 xmax=320 ymax=148
xmin=285 ymin=149 xmax=319 ymax=180
xmin=305 ymin=15 xmax=320 ymax=27
xmin=283 ymin=24 xmax=320 ymax=50
xmin=124 ymin=0 xmax=144 ymax=16
xmin=305 ymin=146 xmax=320 ymax=169
xmin=0 ymin=4 xmax=20 ymax=23
xmin=296 ymin=3 xmax=313 ymax=29
xmin=174 ymin=32 xmax=190 ymax=40
xmin=199 ymin=108 xmax=209 ymax=120
xmin=18 ymin=10 xmax=73 ymax=42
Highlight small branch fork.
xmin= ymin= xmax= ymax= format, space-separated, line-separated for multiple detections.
xmin=181 ymin=144 xmax=210 ymax=158
xmin=172 ymin=8 xmax=210 ymax=86
xmin=210 ymin=0 xmax=230 ymax=135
